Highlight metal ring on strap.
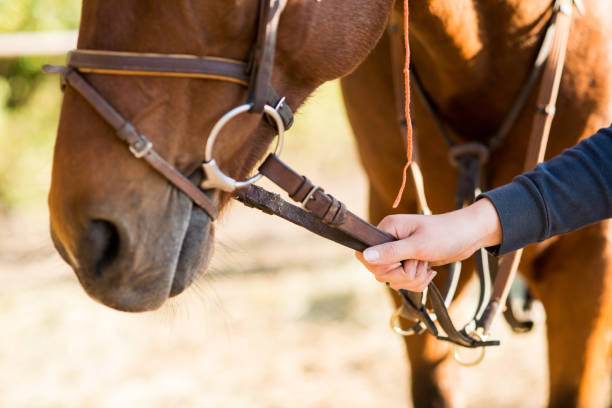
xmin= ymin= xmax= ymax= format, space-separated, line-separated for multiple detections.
xmin=201 ymin=103 xmax=285 ymax=192
xmin=390 ymin=306 xmax=426 ymax=336
xmin=448 ymin=142 xmax=490 ymax=167
xmin=452 ymin=326 xmax=487 ymax=366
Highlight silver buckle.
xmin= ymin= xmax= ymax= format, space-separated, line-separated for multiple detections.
xmin=274 ymin=96 xmax=286 ymax=112
xmin=129 ymin=137 xmax=153 ymax=158
xmin=300 ymin=185 xmax=321 ymax=210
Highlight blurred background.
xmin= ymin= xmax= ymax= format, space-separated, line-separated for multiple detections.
xmin=0 ymin=1 xmax=549 ymax=407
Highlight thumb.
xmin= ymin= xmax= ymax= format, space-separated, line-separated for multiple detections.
xmin=362 ymin=239 xmax=415 ymax=265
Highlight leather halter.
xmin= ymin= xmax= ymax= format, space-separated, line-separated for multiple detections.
xmin=44 ymin=0 xmax=394 ymax=247
xmin=45 ymin=0 xmax=397 ymax=284
xmin=44 ymin=0 xmax=294 ymax=221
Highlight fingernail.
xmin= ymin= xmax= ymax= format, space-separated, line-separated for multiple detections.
xmin=363 ymin=249 xmax=379 ymax=263
xmin=428 ymin=270 xmax=437 ymax=280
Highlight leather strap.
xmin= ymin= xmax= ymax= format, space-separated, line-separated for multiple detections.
xmin=477 ymin=0 xmax=575 ymax=333
xmin=67 ymin=50 xmax=250 ymax=85
xmin=46 ymin=66 xmax=219 ymax=219
xmin=248 ymin=0 xmax=286 ymax=113
xmin=235 ymin=184 xmax=376 ymax=251
xmin=409 ymin=1 xmax=562 ymax=152
xmin=65 ymin=49 xmax=294 ymax=130
xmin=384 ymin=0 xmax=576 ymax=348
xmin=259 ymin=154 xmax=395 ymax=246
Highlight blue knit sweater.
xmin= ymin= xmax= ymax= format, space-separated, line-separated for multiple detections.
xmin=481 ymin=125 xmax=612 ymax=256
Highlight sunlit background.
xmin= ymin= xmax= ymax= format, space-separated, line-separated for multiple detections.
xmin=0 ymin=1 xmax=549 ymax=407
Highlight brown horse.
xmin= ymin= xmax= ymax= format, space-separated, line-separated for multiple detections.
xmin=48 ymin=0 xmax=612 ymax=407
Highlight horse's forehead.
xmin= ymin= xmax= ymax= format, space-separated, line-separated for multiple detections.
xmin=79 ymin=0 xmax=261 ymax=57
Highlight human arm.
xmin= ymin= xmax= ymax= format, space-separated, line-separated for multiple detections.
xmin=482 ymin=125 xmax=612 ymax=255
xmin=357 ymin=125 xmax=612 ymax=291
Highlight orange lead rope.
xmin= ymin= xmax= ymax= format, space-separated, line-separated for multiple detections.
xmin=392 ymin=0 xmax=413 ymax=208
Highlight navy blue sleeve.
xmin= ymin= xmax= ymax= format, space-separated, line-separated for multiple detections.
xmin=480 ymin=125 xmax=612 ymax=256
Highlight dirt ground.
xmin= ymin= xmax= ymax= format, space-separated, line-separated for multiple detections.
xmin=0 ymin=83 xmax=550 ymax=407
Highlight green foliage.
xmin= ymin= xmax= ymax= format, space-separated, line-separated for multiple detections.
xmin=0 ymin=74 xmax=62 ymax=211
xmin=4 ymin=57 xmax=44 ymax=108
xmin=0 ymin=0 xmax=80 ymax=32
xmin=0 ymin=0 xmax=80 ymax=211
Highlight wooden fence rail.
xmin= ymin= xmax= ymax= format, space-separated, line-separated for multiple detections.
xmin=0 ymin=30 xmax=77 ymax=58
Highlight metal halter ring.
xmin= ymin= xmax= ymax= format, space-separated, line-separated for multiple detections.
xmin=452 ymin=326 xmax=487 ymax=367
xmin=201 ymin=103 xmax=285 ymax=192
xmin=390 ymin=307 xmax=426 ymax=336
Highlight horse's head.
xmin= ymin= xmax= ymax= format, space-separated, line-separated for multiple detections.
xmin=49 ymin=0 xmax=393 ymax=312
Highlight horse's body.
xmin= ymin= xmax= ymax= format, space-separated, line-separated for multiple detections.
xmin=49 ymin=0 xmax=612 ymax=406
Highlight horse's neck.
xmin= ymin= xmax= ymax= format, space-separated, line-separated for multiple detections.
xmin=408 ymin=0 xmax=553 ymax=134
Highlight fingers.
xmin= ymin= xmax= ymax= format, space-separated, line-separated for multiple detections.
xmin=356 ymin=251 xmax=437 ymax=293
xmin=362 ymin=239 xmax=414 ymax=266
xmin=355 ymin=251 xmax=402 ymax=275
xmin=360 ymin=216 xmax=426 ymax=265
xmin=379 ymin=260 xmax=436 ymax=292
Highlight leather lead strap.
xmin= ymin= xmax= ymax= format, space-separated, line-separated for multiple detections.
xmin=238 ymin=153 xmax=498 ymax=348
xmin=235 ymin=185 xmax=375 ymax=251
xmin=258 ymin=154 xmax=395 ymax=246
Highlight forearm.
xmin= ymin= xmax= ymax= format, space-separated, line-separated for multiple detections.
xmin=481 ymin=126 xmax=612 ymax=255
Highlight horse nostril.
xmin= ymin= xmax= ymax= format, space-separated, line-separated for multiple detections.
xmin=86 ymin=219 xmax=120 ymax=279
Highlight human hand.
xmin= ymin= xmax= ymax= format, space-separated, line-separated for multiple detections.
xmin=356 ymin=198 xmax=502 ymax=292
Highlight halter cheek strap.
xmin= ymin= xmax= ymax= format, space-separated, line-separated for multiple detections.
xmin=44 ymin=64 xmax=220 ymax=219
